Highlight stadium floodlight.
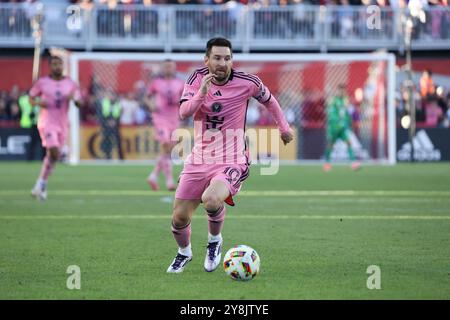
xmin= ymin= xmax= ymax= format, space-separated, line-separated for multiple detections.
xmin=31 ymin=2 xmax=44 ymax=83
xmin=401 ymin=2 xmax=427 ymax=162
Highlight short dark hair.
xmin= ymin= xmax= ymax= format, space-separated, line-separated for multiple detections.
xmin=48 ymin=55 xmax=63 ymax=64
xmin=205 ymin=37 xmax=232 ymax=57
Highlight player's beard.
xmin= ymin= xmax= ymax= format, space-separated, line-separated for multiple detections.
xmin=52 ymin=69 xmax=63 ymax=79
xmin=213 ymin=68 xmax=230 ymax=83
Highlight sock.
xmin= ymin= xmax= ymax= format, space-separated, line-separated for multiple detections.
xmin=208 ymin=232 xmax=222 ymax=243
xmin=162 ymin=155 xmax=173 ymax=183
xmin=207 ymin=205 xmax=226 ymax=237
xmin=178 ymin=243 xmax=192 ymax=257
xmin=151 ymin=155 xmax=164 ymax=178
xmin=38 ymin=154 xmax=56 ymax=182
xmin=171 ymin=221 xmax=192 ymax=255
xmin=34 ymin=178 xmax=47 ymax=191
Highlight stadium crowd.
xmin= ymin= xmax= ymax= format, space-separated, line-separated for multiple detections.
xmin=1 ymin=74 xmax=450 ymax=129
xmin=1 ymin=1 xmax=449 ymax=41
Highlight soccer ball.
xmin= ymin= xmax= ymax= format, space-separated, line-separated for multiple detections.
xmin=223 ymin=245 xmax=260 ymax=281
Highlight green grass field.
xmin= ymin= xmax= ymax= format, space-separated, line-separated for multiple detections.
xmin=0 ymin=162 xmax=449 ymax=300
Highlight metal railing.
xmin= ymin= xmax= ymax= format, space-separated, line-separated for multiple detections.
xmin=0 ymin=3 xmax=449 ymax=52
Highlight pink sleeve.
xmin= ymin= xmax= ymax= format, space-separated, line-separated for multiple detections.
xmin=179 ymin=91 xmax=205 ymax=120
xmin=29 ymin=79 xmax=42 ymax=98
xmin=72 ymin=82 xmax=82 ymax=101
xmin=179 ymin=73 xmax=204 ymax=120
xmin=262 ymin=95 xmax=291 ymax=134
xmin=251 ymin=76 xmax=290 ymax=134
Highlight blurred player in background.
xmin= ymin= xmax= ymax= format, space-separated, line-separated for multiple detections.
xmin=323 ymin=84 xmax=360 ymax=172
xmin=145 ymin=59 xmax=184 ymax=191
xmin=166 ymin=37 xmax=293 ymax=273
xmin=29 ymin=56 xmax=82 ymax=201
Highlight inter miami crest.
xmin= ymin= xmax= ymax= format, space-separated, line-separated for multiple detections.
xmin=211 ymin=102 xmax=223 ymax=113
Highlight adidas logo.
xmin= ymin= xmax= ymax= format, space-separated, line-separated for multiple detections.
xmin=397 ymin=130 xmax=441 ymax=161
xmin=213 ymin=90 xmax=222 ymax=97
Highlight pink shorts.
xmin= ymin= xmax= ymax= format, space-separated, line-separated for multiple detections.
xmin=38 ymin=126 xmax=66 ymax=149
xmin=154 ymin=125 xmax=177 ymax=144
xmin=175 ymin=162 xmax=250 ymax=206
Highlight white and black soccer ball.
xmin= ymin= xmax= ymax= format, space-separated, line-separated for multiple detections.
xmin=223 ymin=245 xmax=260 ymax=281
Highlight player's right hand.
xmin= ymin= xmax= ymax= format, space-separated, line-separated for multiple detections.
xmin=200 ymin=73 xmax=216 ymax=95
xmin=37 ymin=98 xmax=47 ymax=108
xmin=281 ymin=129 xmax=294 ymax=146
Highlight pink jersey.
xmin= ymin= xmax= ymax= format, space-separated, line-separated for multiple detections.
xmin=29 ymin=76 xmax=81 ymax=131
xmin=147 ymin=76 xmax=185 ymax=128
xmin=180 ymin=68 xmax=289 ymax=165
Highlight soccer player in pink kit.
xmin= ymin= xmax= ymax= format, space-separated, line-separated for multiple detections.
xmin=29 ymin=56 xmax=82 ymax=201
xmin=146 ymin=59 xmax=185 ymax=191
xmin=167 ymin=38 xmax=294 ymax=273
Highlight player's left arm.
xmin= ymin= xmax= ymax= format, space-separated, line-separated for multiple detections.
xmin=253 ymin=79 xmax=293 ymax=145
xmin=69 ymin=82 xmax=82 ymax=108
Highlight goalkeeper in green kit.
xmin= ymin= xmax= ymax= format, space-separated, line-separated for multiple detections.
xmin=323 ymin=84 xmax=361 ymax=172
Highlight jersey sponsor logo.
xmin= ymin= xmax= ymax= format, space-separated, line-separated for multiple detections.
xmin=397 ymin=129 xmax=441 ymax=161
xmin=211 ymin=102 xmax=223 ymax=113
xmin=213 ymin=90 xmax=222 ymax=97
xmin=205 ymin=115 xmax=225 ymax=130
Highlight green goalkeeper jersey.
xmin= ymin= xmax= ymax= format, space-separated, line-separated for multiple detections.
xmin=327 ymin=96 xmax=352 ymax=133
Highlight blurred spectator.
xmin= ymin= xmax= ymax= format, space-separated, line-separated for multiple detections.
xmin=300 ymin=89 xmax=325 ymax=128
xmin=436 ymin=85 xmax=448 ymax=118
xmin=120 ymin=92 xmax=140 ymax=125
xmin=420 ymin=69 xmax=435 ymax=99
xmin=0 ymin=98 xmax=8 ymax=120
xmin=9 ymin=101 xmax=20 ymax=121
xmin=424 ymin=95 xmax=443 ymax=127
xmin=18 ymin=90 xmax=44 ymax=160
xmin=98 ymin=90 xmax=124 ymax=160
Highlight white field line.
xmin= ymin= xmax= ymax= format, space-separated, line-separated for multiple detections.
xmin=0 ymin=215 xmax=449 ymax=220
xmin=1 ymin=190 xmax=450 ymax=197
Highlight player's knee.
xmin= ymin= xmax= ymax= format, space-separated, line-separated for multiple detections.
xmin=162 ymin=143 xmax=171 ymax=154
xmin=49 ymin=148 xmax=59 ymax=162
xmin=202 ymin=193 xmax=222 ymax=212
xmin=172 ymin=207 xmax=190 ymax=227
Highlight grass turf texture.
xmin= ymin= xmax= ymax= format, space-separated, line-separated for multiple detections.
xmin=0 ymin=162 xmax=449 ymax=299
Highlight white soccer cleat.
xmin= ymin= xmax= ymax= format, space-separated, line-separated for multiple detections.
xmin=31 ymin=187 xmax=47 ymax=201
xmin=167 ymin=253 xmax=192 ymax=273
xmin=204 ymin=239 xmax=223 ymax=272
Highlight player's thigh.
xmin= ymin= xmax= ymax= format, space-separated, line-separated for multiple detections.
xmin=201 ymin=180 xmax=230 ymax=210
xmin=172 ymin=198 xmax=201 ymax=226
xmin=39 ymin=127 xmax=59 ymax=149
xmin=175 ymin=165 xmax=209 ymax=202
xmin=155 ymin=126 xmax=172 ymax=145
xmin=326 ymin=130 xmax=337 ymax=145
xmin=334 ymin=129 xmax=347 ymax=144
xmin=204 ymin=164 xmax=250 ymax=208
xmin=161 ymin=141 xmax=176 ymax=154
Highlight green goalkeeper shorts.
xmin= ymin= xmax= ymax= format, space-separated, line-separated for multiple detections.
xmin=327 ymin=127 xmax=350 ymax=143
